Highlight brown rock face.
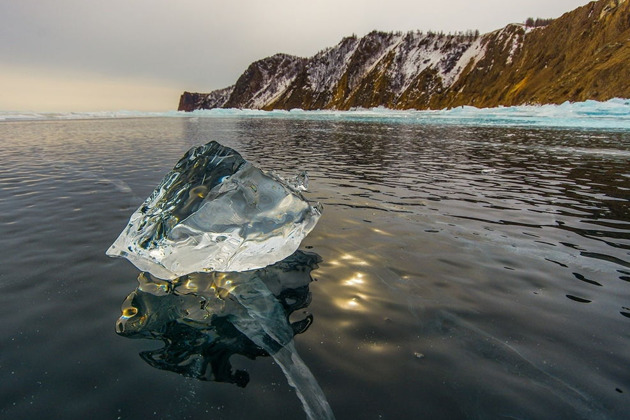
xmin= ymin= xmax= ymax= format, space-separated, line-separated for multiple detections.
xmin=179 ymin=0 xmax=630 ymax=111
xmin=178 ymin=92 xmax=204 ymax=112
xmin=444 ymin=0 xmax=630 ymax=108
xmin=177 ymin=87 xmax=235 ymax=111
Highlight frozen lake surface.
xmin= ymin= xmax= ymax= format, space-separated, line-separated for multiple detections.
xmin=1 ymin=105 xmax=629 ymax=419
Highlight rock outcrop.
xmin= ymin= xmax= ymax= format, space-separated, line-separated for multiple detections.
xmin=179 ymin=0 xmax=630 ymax=111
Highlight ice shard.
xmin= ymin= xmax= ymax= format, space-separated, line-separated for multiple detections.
xmin=106 ymin=141 xmax=322 ymax=279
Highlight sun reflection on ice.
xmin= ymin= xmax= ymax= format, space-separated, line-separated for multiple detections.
xmin=333 ymin=272 xmax=371 ymax=311
xmin=316 ymin=251 xmax=391 ymax=314
xmin=334 ymin=296 xmax=366 ymax=311
xmin=344 ymin=272 xmax=365 ymax=286
xmin=328 ymin=253 xmax=371 ymax=268
xmin=370 ymin=227 xmax=393 ymax=236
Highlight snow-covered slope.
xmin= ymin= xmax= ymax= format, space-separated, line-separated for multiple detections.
xmin=179 ymin=0 xmax=630 ymax=111
xmin=180 ymin=30 xmax=490 ymax=111
xmin=223 ymin=53 xmax=306 ymax=109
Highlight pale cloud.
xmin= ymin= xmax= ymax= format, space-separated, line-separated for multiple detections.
xmin=0 ymin=0 xmax=592 ymax=111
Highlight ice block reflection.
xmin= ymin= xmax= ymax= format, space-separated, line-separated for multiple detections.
xmin=116 ymin=250 xmax=335 ymax=420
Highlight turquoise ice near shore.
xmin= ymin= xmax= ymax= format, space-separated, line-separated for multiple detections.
xmin=1 ymin=98 xmax=629 ymax=129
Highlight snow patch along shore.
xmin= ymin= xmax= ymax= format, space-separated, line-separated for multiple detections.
xmin=3 ymin=99 xmax=629 ymax=130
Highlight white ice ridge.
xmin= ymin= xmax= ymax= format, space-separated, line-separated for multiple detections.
xmin=3 ymin=98 xmax=629 ymax=129
xmin=106 ymin=141 xmax=322 ymax=279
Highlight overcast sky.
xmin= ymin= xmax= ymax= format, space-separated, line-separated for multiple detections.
xmin=0 ymin=0 xmax=592 ymax=111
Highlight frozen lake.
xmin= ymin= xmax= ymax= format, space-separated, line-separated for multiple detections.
xmin=1 ymin=107 xmax=629 ymax=419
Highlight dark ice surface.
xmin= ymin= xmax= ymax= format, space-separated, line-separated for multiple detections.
xmin=1 ymin=116 xmax=629 ymax=419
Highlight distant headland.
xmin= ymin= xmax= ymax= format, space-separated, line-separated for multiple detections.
xmin=179 ymin=0 xmax=630 ymax=111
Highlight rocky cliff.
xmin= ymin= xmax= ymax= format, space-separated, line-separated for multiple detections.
xmin=178 ymin=0 xmax=630 ymax=111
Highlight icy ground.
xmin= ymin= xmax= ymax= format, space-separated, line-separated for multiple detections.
xmin=2 ymin=99 xmax=629 ymax=130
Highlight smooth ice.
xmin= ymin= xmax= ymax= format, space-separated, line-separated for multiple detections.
xmin=106 ymin=141 xmax=322 ymax=279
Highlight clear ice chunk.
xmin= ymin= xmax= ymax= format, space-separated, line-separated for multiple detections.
xmin=106 ymin=141 xmax=322 ymax=279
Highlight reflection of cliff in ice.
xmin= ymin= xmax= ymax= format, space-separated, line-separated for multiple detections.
xmin=116 ymin=250 xmax=335 ymax=420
